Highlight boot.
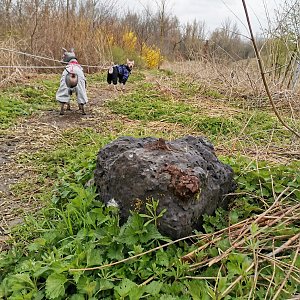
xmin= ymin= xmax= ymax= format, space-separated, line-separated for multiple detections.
xmin=60 ymin=103 xmax=65 ymax=115
xmin=78 ymin=104 xmax=86 ymax=115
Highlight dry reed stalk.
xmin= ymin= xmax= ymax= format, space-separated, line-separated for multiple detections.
xmin=165 ymin=60 xmax=265 ymax=100
xmin=181 ymin=201 xmax=299 ymax=269
xmin=266 ymin=232 xmax=300 ymax=257
xmin=273 ymin=243 xmax=300 ymax=299
xmin=242 ymin=0 xmax=300 ymax=138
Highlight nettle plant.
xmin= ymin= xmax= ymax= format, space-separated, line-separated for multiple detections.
xmin=0 ymin=189 xmax=186 ymax=299
xmin=1 ymin=148 xmax=299 ymax=299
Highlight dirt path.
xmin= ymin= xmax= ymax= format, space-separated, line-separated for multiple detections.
xmin=0 ymin=83 xmax=116 ymax=243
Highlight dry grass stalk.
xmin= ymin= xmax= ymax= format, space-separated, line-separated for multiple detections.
xmin=181 ymin=201 xmax=299 ymax=265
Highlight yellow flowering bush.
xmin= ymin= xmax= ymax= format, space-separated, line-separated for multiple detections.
xmin=141 ymin=43 xmax=163 ymax=68
xmin=122 ymin=31 xmax=137 ymax=51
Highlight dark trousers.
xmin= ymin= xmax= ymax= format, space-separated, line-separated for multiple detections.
xmin=107 ymin=66 xmax=120 ymax=85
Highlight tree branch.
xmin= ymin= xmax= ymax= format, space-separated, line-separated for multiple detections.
xmin=242 ymin=0 xmax=300 ymax=138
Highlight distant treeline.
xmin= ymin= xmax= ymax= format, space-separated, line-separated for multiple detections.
xmin=0 ymin=0 xmax=258 ymax=67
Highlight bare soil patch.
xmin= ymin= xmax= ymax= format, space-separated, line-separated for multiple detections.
xmin=0 ymin=84 xmax=115 ymax=244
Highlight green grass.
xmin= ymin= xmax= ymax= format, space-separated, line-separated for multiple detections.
xmin=108 ymin=79 xmax=298 ymax=146
xmin=109 ymin=86 xmax=194 ymax=122
xmin=1 ymin=70 xmax=299 ymax=300
xmin=128 ymin=70 xmax=146 ymax=83
xmin=0 ymin=79 xmax=58 ymax=129
xmin=1 ymin=135 xmax=299 ymax=299
xmin=177 ymin=81 xmax=200 ymax=97
xmin=87 ymin=71 xmax=107 ymax=83
xmin=107 ymin=82 xmax=295 ymax=143
xmin=204 ymin=88 xmax=223 ymax=98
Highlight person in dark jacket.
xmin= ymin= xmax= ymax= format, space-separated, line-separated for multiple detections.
xmin=107 ymin=59 xmax=134 ymax=91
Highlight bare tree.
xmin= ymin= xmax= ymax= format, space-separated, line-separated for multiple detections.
xmin=181 ymin=20 xmax=207 ymax=60
xmin=0 ymin=0 xmax=13 ymax=31
xmin=209 ymin=18 xmax=252 ymax=62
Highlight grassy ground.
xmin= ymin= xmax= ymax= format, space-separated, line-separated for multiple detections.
xmin=0 ymin=66 xmax=299 ymax=299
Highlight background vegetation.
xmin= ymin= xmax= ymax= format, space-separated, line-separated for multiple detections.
xmin=0 ymin=0 xmax=299 ymax=299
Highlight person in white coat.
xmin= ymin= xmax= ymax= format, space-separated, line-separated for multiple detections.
xmin=56 ymin=48 xmax=88 ymax=115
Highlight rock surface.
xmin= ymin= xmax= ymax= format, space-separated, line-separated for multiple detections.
xmin=94 ymin=136 xmax=236 ymax=239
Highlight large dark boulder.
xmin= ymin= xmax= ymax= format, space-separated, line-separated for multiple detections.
xmin=94 ymin=136 xmax=236 ymax=239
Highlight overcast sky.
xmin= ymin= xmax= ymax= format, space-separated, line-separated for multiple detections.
xmin=117 ymin=0 xmax=281 ymax=37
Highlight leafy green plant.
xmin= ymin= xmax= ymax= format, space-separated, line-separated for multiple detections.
xmin=139 ymin=199 xmax=167 ymax=227
xmin=1 ymin=69 xmax=299 ymax=300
